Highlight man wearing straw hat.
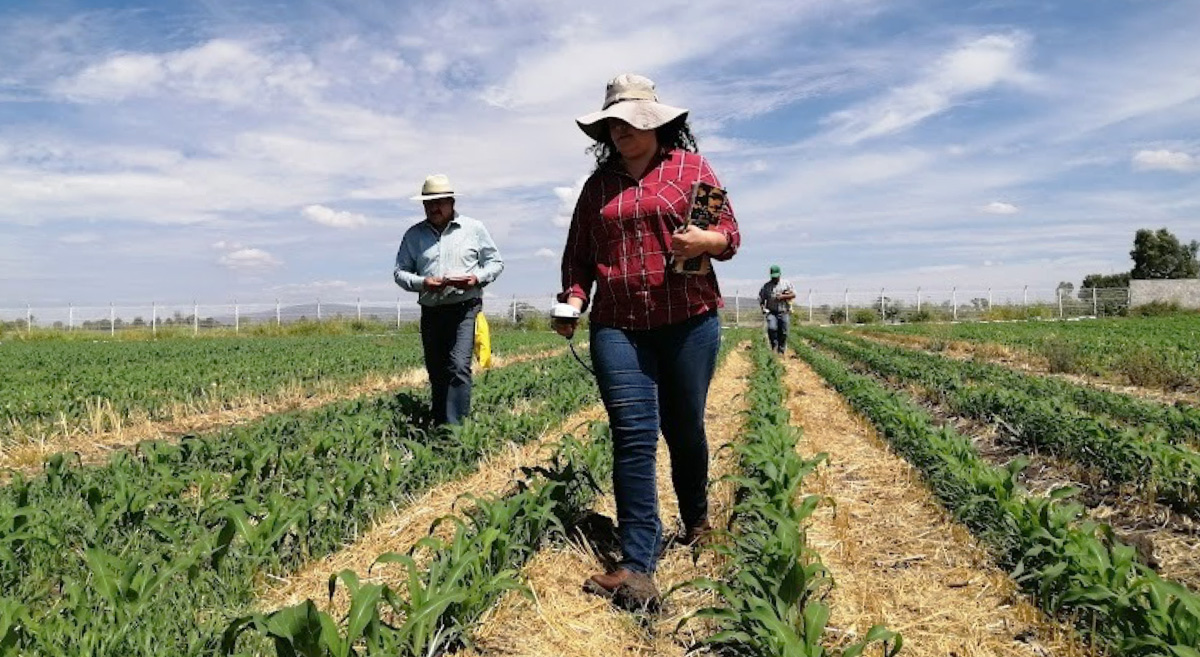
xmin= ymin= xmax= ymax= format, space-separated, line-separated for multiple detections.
xmin=394 ymin=174 xmax=504 ymax=425
xmin=758 ymin=264 xmax=794 ymax=354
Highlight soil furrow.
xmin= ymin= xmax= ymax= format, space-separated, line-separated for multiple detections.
xmin=0 ymin=347 xmax=564 ymax=481
xmin=784 ymin=354 xmax=1091 ymax=657
xmin=461 ymin=343 xmax=753 ymax=657
xmin=258 ymin=398 xmax=608 ymax=616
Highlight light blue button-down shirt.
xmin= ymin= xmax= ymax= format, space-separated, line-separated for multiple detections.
xmin=393 ymin=213 xmax=504 ymax=307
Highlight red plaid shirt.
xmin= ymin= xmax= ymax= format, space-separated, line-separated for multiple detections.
xmin=560 ymin=149 xmax=741 ymax=330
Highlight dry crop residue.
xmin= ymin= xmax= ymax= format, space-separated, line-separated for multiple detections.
xmin=0 ymin=347 xmax=564 ymax=483
xmin=858 ymin=331 xmax=1197 ymax=406
xmin=258 ymin=399 xmax=608 ymax=616
xmin=784 ymin=355 xmax=1092 ymax=657
xmin=461 ymin=343 xmax=753 ymax=657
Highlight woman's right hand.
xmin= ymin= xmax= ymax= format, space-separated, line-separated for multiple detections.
xmin=552 ymin=318 xmax=576 ymax=339
xmin=552 ymin=297 xmax=585 ymax=338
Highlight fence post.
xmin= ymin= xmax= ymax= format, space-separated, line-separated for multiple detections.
xmin=26 ymin=304 xmax=31 ymax=335
xmin=1092 ymin=287 xmax=1098 ymax=317
xmin=110 ymin=302 xmax=115 ymax=336
xmin=1058 ymin=288 xmax=1064 ymax=319
xmin=952 ymin=287 xmax=957 ymax=321
xmin=357 ymin=297 xmax=361 ymax=322
xmin=276 ymin=299 xmax=281 ymax=326
xmin=152 ymin=302 xmax=157 ymax=337
xmin=234 ymin=300 xmax=240 ymax=334
xmin=916 ymin=287 xmax=922 ymax=313
xmin=69 ymin=304 xmax=73 ymax=331
xmin=1023 ymin=285 xmax=1028 ymax=308
xmin=194 ymin=301 xmax=199 ymax=336
xmin=844 ymin=288 xmax=849 ymax=324
xmin=317 ymin=298 xmax=322 ymax=322
xmin=987 ymin=288 xmax=993 ymax=313
xmin=880 ymin=287 xmax=885 ymax=320
xmin=807 ymin=289 xmax=813 ymax=323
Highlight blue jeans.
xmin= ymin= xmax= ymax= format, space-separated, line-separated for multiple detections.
xmin=420 ymin=300 xmax=479 ymax=425
xmin=590 ymin=310 xmax=721 ymax=573
xmin=766 ymin=311 xmax=790 ymax=353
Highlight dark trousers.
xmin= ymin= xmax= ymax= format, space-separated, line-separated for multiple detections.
xmin=589 ymin=310 xmax=720 ymax=573
xmin=766 ymin=311 xmax=790 ymax=353
xmin=420 ymin=300 xmax=479 ymax=425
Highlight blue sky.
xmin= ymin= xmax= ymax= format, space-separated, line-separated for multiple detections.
xmin=2 ymin=0 xmax=1198 ymax=309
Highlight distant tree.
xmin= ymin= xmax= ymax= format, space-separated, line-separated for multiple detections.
xmin=508 ymin=301 xmax=540 ymax=323
xmin=1131 ymin=228 xmax=1199 ymax=279
xmin=1055 ymin=281 xmax=1074 ymax=297
xmin=1078 ymin=272 xmax=1131 ymax=300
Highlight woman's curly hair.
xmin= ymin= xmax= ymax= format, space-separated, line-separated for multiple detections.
xmin=587 ymin=117 xmax=699 ymax=170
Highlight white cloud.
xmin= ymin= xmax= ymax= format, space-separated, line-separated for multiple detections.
xmin=1132 ymin=149 xmax=1197 ymax=172
xmin=302 ymin=204 xmax=369 ymax=228
xmin=218 ymin=248 xmax=282 ymax=270
xmin=551 ymin=176 xmax=588 ymax=228
xmin=54 ymin=54 xmax=166 ymax=101
xmin=825 ymin=33 xmax=1032 ymax=143
xmin=53 ymin=39 xmax=324 ymax=105
xmin=534 ymin=248 xmax=556 ymax=260
xmin=980 ymin=201 xmax=1019 ymax=214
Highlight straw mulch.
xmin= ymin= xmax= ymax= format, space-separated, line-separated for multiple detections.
xmin=0 ymin=346 xmax=563 ymax=482
xmin=784 ymin=354 xmax=1093 ymax=657
xmin=461 ymin=343 xmax=754 ymax=657
xmin=258 ymin=399 xmax=608 ymax=616
xmin=860 ymin=331 xmax=1197 ymax=406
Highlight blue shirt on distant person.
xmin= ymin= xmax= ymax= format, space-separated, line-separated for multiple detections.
xmin=393 ymin=213 xmax=504 ymax=306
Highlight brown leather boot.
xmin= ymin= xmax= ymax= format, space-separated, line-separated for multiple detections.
xmin=681 ymin=519 xmax=714 ymax=547
xmin=583 ymin=568 xmax=661 ymax=613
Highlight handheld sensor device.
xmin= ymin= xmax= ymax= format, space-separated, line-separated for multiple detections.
xmin=550 ymin=303 xmax=592 ymax=374
xmin=550 ymin=302 xmax=581 ymax=323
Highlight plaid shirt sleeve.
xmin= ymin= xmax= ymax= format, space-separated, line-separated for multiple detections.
xmin=697 ymin=156 xmax=740 ymax=261
xmin=560 ymin=178 xmax=598 ymax=310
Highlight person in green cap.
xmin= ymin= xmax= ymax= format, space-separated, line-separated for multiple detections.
xmin=758 ymin=265 xmax=795 ymax=354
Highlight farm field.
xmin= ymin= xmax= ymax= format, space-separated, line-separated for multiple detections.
xmin=794 ymin=323 xmax=1200 ymax=655
xmin=6 ymin=321 xmax=1200 ymax=656
xmin=0 ymin=330 xmax=562 ymax=468
xmin=853 ymin=314 xmax=1200 ymax=395
xmin=1 ymin=336 xmax=603 ymax=655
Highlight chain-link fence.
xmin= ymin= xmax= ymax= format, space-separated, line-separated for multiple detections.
xmin=719 ymin=286 xmax=1131 ymax=327
xmin=0 ymin=287 xmax=1132 ymax=335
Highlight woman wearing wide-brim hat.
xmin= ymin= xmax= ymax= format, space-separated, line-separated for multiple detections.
xmin=554 ymin=73 xmax=742 ymax=611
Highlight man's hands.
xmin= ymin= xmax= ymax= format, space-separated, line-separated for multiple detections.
xmin=445 ymin=274 xmax=478 ymax=290
xmin=552 ymin=297 xmax=585 ymax=339
xmin=423 ymin=274 xmax=478 ymax=292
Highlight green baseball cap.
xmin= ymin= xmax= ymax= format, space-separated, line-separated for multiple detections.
xmin=769 ymin=265 xmax=781 ymax=276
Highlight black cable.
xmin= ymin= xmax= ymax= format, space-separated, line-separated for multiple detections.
xmin=568 ymin=339 xmax=595 ymax=376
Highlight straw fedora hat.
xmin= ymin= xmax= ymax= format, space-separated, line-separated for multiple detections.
xmin=410 ymin=174 xmax=456 ymax=201
xmin=575 ymin=73 xmax=689 ymax=142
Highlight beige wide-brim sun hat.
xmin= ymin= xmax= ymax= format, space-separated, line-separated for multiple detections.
xmin=410 ymin=173 xmax=456 ymax=201
xmin=575 ymin=73 xmax=689 ymax=142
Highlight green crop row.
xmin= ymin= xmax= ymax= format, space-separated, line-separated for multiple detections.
xmin=679 ymin=340 xmax=901 ymax=657
xmin=221 ymin=425 xmax=613 ymax=657
xmin=0 ymin=350 xmax=598 ymax=656
xmin=0 ymin=329 xmax=562 ymax=445
xmin=802 ymin=327 xmax=1200 ymax=517
xmin=858 ymin=314 xmax=1200 ymax=389
xmin=854 ymin=328 xmax=1200 ymax=444
xmin=794 ymin=337 xmax=1200 ymax=657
